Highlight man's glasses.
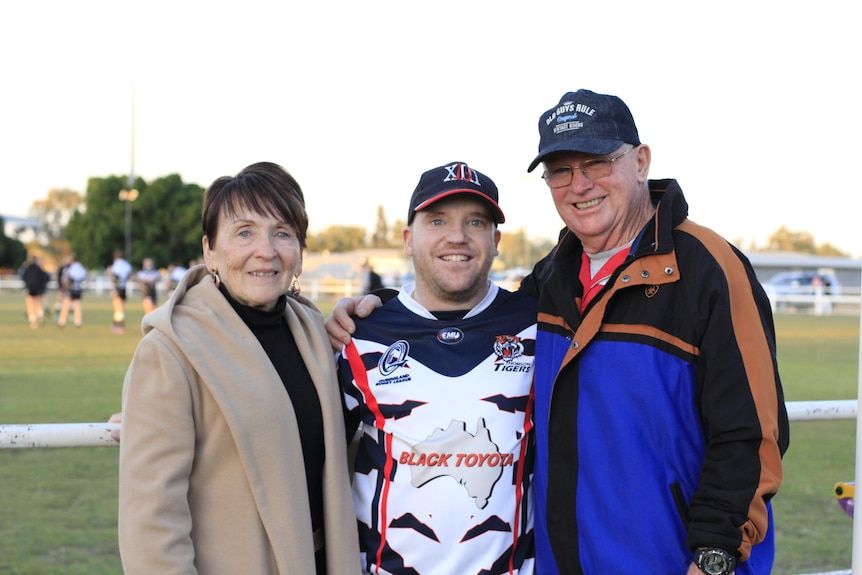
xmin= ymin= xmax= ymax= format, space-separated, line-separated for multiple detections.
xmin=541 ymin=146 xmax=636 ymax=189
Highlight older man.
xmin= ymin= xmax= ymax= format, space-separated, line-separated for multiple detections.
xmin=522 ymin=89 xmax=789 ymax=575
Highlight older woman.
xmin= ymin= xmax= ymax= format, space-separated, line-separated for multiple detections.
xmin=118 ymin=162 xmax=360 ymax=574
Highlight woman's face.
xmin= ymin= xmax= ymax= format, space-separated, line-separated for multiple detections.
xmin=202 ymin=204 xmax=303 ymax=311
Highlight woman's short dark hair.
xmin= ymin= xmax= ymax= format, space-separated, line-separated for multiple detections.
xmin=201 ymin=162 xmax=308 ymax=248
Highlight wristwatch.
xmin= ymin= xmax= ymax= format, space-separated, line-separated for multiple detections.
xmin=693 ymin=547 xmax=738 ymax=575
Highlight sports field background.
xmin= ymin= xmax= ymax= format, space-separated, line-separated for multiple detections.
xmin=0 ymin=292 xmax=858 ymax=574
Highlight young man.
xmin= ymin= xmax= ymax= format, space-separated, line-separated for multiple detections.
xmin=337 ymin=162 xmax=536 ymax=574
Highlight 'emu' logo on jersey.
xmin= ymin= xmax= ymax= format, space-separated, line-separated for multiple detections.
xmin=437 ymin=328 xmax=464 ymax=345
xmin=493 ymin=335 xmax=524 ymax=363
xmin=379 ymin=340 xmax=410 ymax=376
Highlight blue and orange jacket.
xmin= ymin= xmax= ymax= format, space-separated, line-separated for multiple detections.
xmin=520 ymin=179 xmax=789 ymax=574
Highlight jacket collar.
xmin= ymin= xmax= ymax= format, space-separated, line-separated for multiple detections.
xmin=550 ymin=178 xmax=689 ymax=263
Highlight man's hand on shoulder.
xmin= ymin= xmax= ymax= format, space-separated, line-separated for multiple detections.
xmin=325 ymin=294 xmax=383 ymax=351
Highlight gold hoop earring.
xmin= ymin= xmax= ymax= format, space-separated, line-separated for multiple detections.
xmin=289 ymin=275 xmax=301 ymax=297
xmin=211 ymin=271 xmax=221 ymax=289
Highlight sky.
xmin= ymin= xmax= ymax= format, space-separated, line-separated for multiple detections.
xmin=2 ymin=1 xmax=860 ymax=257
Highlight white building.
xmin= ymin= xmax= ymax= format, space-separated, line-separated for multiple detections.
xmin=1 ymin=214 xmax=42 ymax=244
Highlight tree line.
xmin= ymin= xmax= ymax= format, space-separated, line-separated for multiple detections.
xmin=0 ymin=172 xmax=850 ymax=272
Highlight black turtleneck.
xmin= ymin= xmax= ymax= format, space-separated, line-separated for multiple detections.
xmin=220 ymin=286 xmax=325 ymax=535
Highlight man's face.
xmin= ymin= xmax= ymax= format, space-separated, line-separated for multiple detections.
xmin=404 ymin=195 xmax=501 ymax=311
xmin=542 ymin=144 xmax=650 ymax=252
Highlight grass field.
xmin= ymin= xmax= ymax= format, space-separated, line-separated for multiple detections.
xmin=0 ymin=292 xmax=859 ymax=574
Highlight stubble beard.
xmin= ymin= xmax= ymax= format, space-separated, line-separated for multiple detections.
xmin=418 ymin=259 xmax=491 ymax=309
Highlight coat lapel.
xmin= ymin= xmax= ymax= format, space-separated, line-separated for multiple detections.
xmin=171 ymin=270 xmax=319 ymax=572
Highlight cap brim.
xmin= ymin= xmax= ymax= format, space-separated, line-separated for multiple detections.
xmin=412 ymin=189 xmax=505 ymax=224
xmin=527 ymin=138 xmax=625 ymax=172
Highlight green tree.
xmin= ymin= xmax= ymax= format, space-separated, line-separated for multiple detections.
xmin=817 ymin=242 xmax=847 ymax=257
xmin=133 ymin=174 xmax=204 ymax=269
xmin=388 ymin=218 xmax=407 ymax=248
xmin=371 ymin=205 xmax=389 ymax=248
xmin=0 ymin=216 xmax=27 ymax=270
xmin=498 ymin=229 xmax=555 ymax=270
xmin=307 ymin=225 xmax=367 ymax=252
xmin=761 ymin=226 xmax=849 ymax=257
xmin=765 ymin=226 xmax=817 ymax=254
xmin=66 ymin=175 xmax=136 ymax=269
xmin=66 ymin=173 xmax=204 ymax=270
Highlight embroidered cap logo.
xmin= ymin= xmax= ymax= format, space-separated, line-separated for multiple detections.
xmin=443 ymin=162 xmax=481 ymax=186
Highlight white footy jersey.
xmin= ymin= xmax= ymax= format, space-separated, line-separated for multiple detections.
xmin=338 ymin=284 xmax=537 ymax=575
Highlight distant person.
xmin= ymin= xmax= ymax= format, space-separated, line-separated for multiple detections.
xmin=109 ymin=250 xmax=133 ymax=334
xmin=165 ymin=261 xmax=188 ymax=296
xmin=360 ymin=261 xmax=384 ymax=294
xmin=21 ymin=255 xmax=50 ymax=328
xmin=135 ymin=257 xmax=161 ymax=314
xmin=811 ymin=274 xmax=833 ymax=315
xmin=51 ymin=254 xmax=72 ymax=318
xmin=57 ymin=254 xmax=87 ymax=328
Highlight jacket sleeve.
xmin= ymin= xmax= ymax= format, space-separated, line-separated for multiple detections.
xmin=118 ymin=333 xmax=199 ymax=575
xmin=687 ymin=248 xmax=788 ymax=560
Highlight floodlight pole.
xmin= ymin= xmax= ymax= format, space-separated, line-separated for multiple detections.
xmin=119 ymin=189 xmax=138 ymax=261
xmin=118 ymin=82 xmax=137 ymax=262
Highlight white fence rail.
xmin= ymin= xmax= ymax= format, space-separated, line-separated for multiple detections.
xmin=787 ymin=400 xmax=858 ymax=421
xmin=764 ymin=286 xmax=861 ymax=316
xmin=0 ymin=400 xmax=855 ymax=450
xmin=0 ymin=401 xmax=856 ymax=574
xmin=0 ymin=422 xmax=120 ymax=448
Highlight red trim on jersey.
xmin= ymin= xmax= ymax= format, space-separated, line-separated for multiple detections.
xmin=345 ymin=341 xmax=394 ymax=574
xmin=510 ymin=382 xmax=534 ymax=574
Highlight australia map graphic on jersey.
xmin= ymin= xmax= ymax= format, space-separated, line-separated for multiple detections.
xmin=405 ymin=418 xmax=503 ymax=509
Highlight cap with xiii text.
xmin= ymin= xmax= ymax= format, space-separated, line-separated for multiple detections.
xmin=408 ymin=161 xmax=505 ymax=225
xmin=527 ymin=89 xmax=641 ymax=172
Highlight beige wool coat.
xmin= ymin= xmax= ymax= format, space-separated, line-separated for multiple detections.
xmin=118 ymin=265 xmax=360 ymax=574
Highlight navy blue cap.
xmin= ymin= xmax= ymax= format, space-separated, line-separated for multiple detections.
xmin=408 ymin=161 xmax=505 ymax=225
xmin=527 ymin=89 xmax=641 ymax=172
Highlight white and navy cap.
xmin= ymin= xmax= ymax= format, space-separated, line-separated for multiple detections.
xmin=408 ymin=161 xmax=505 ymax=225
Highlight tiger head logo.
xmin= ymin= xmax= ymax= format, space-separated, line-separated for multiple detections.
xmin=493 ymin=335 xmax=524 ymax=363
